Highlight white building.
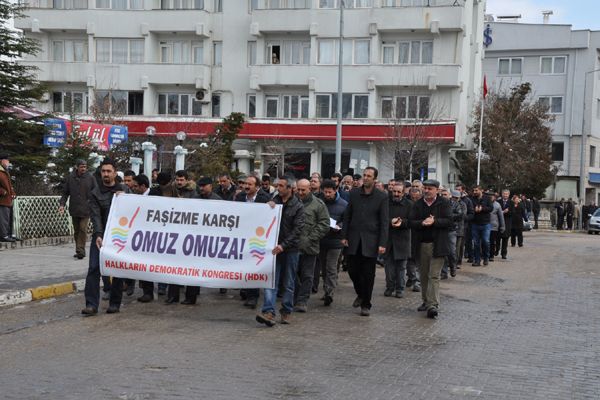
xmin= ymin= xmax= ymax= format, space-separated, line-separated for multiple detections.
xmin=17 ymin=0 xmax=485 ymax=183
xmin=483 ymin=20 xmax=600 ymax=204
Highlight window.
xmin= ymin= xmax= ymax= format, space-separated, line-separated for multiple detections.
xmin=161 ymin=0 xmax=204 ymax=9
xmin=247 ymin=94 xmax=256 ymax=118
xmin=159 ymin=41 xmax=193 ymax=64
xmin=192 ymin=41 xmax=204 ymax=64
xmin=52 ymin=0 xmax=88 ymax=9
xmin=53 ymin=91 xmax=88 ymax=114
xmin=52 ymin=40 xmax=88 ymax=62
xmin=128 ymin=92 xmax=143 ymax=115
xmin=266 ymin=40 xmax=310 ymax=65
xmin=551 ymin=142 xmax=564 ymax=162
xmin=317 ymin=38 xmax=370 ymax=65
xmin=95 ymin=39 xmax=144 ymax=63
xmin=381 ymin=95 xmax=430 ymax=119
xmin=96 ymin=0 xmax=143 ymax=8
xmin=380 ymin=40 xmax=431 ymax=64
xmin=539 ymin=96 xmax=563 ymax=114
xmin=591 ymin=146 xmax=597 ymax=168
xmin=158 ymin=93 xmax=202 ymax=116
xmin=211 ymin=94 xmax=220 ymax=117
xmin=214 ymin=0 xmax=222 ymax=11
xmin=540 ymin=56 xmax=566 ymax=74
xmin=318 ymin=0 xmax=371 ymax=7
xmin=95 ymin=91 xmax=145 ymax=116
xmin=247 ymin=41 xmax=257 ymax=65
xmin=282 ymin=95 xmax=309 ymax=118
xmin=498 ymin=58 xmax=522 ymax=75
xmin=266 ymin=96 xmax=279 ymax=118
xmin=382 ymin=43 xmax=395 ymax=64
xmin=316 ymin=93 xmax=369 ymax=119
xmin=251 ymin=0 xmax=308 ymax=9
xmin=213 ymin=42 xmax=222 ymax=66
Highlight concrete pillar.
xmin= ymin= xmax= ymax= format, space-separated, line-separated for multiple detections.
xmin=368 ymin=142 xmax=378 ymax=170
xmin=173 ymin=145 xmax=188 ymax=171
xmin=142 ymin=141 xmax=157 ymax=179
xmin=234 ymin=150 xmax=254 ymax=174
xmin=254 ymin=143 xmax=264 ymax=175
xmin=309 ymin=145 xmax=322 ymax=175
xmin=129 ymin=156 xmax=143 ymax=175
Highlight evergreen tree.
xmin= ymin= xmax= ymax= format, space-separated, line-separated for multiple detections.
xmin=456 ymin=83 xmax=555 ymax=198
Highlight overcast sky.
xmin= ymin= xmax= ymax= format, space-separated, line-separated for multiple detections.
xmin=486 ymin=0 xmax=600 ymax=30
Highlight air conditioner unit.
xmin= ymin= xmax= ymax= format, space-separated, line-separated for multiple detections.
xmin=195 ymin=90 xmax=210 ymax=103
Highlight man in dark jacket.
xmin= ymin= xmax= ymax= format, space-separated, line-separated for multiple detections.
xmin=498 ymin=189 xmax=512 ymax=259
xmin=0 ymin=154 xmax=16 ymax=242
xmin=317 ymin=179 xmax=348 ymax=306
xmin=82 ymin=159 xmax=129 ymax=316
xmin=234 ymin=175 xmax=272 ymax=308
xmin=59 ymin=159 xmax=96 ymax=259
xmin=409 ymin=179 xmax=452 ymax=319
xmin=174 ymin=170 xmax=198 ymax=199
xmin=384 ymin=182 xmax=412 ymax=298
xmin=470 ymin=186 xmax=493 ymax=266
xmin=214 ymin=173 xmax=237 ymax=201
xmin=197 ymin=177 xmax=223 ymax=200
xmin=256 ymin=175 xmax=305 ymax=327
xmin=341 ymin=167 xmax=389 ymax=317
xmin=294 ymin=179 xmax=330 ymax=312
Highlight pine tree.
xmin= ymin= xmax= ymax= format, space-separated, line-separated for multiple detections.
xmin=456 ymin=83 xmax=555 ymax=198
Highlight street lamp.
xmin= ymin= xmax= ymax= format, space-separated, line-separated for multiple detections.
xmin=129 ymin=141 xmax=142 ymax=175
xmin=176 ymin=131 xmax=187 ymax=146
xmin=578 ymin=68 xmax=600 ymax=229
xmin=174 ymin=131 xmax=188 ymax=171
xmin=142 ymin=126 xmax=157 ymax=179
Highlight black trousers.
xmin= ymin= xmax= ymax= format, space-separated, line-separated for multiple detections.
xmin=500 ymin=235 xmax=509 ymax=257
xmin=464 ymin=225 xmax=473 ymax=259
xmin=85 ymin=234 xmax=123 ymax=309
xmin=511 ymin=229 xmax=523 ymax=247
xmin=490 ymin=230 xmax=498 ymax=257
xmin=347 ymin=245 xmax=377 ymax=309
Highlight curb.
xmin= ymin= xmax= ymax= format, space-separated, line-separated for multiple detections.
xmin=0 ymin=236 xmax=75 ymax=251
xmin=0 ymin=278 xmax=89 ymax=308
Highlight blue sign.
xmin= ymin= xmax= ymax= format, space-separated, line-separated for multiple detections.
xmin=484 ymin=24 xmax=493 ymax=47
xmin=43 ymin=118 xmax=68 ymax=148
xmin=108 ymin=125 xmax=128 ymax=147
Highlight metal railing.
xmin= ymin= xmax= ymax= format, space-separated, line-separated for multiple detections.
xmin=12 ymin=196 xmax=92 ymax=240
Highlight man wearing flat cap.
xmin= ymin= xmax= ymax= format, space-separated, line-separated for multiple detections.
xmin=197 ymin=177 xmax=223 ymax=200
xmin=0 ymin=154 xmax=16 ymax=242
xmin=409 ymin=179 xmax=452 ymax=319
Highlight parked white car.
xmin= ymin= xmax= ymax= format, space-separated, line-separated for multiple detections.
xmin=588 ymin=209 xmax=600 ymax=234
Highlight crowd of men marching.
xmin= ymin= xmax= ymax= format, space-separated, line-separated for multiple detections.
xmin=57 ymin=157 xmax=535 ymax=324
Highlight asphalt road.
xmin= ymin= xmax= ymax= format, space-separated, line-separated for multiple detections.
xmin=1 ymin=231 xmax=599 ymax=400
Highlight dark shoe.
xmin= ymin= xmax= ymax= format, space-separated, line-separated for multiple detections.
xmin=405 ymin=279 xmax=414 ymax=288
xmin=294 ymin=304 xmax=307 ymax=313
xmin=483 ymin=259 xmax=489 ymax=266
xmin=137 ymin=294 xmax=153 ymax=303
xmin=412 ymin=284 xmax=421 ymax=293
xmin=501 ymin=255 xmax=507 ymax=260
xmin=256 ymin=312 xmax=276 ymax=327
xmin=243 ymin=298 xmax=258 ymax=308
xmin=311 ymin=288 xmax=318 ymax=294
xmin=164 ymin=297 xmax=179 ymax=304
xmin=395 ymin=291 xmax=404 ymax=298
xmin=157 ymin=288 xmax=166 ymax=296
xmin=76 ymin=254 xmax=85 ymax=260
xmin=219 ymin=288 xmax=227 ymax=294
xmin=472 ymin=262 xmax=481 ymax=267
xmin=280 ymin=313 xmax=291 ymax=325
xmin=450 ymin=268 xmax=457 ymax=277
xmin=101 ymin=291 xmax=110 ymax=301
xmin=360 ymin=307 xmax=370 ymax=316
xmin=181 ymin=297 xmax=196 ymax=305
xmin=106 ymin=305 xmax=120 ymax=314
xmin=456 ymin=265 xmax=461 ymax=270
xmin=352 ymin=297 xmax=362 ymax=308
xmin=0 ymin=236 xmax=16 ymax=242
xmin=518 ymin=245 xmax=523 ymax=248
xmin=324 ymin=295 xmax=333 ymax=306
xmin=125 ymin=285 xmax=135 ymax=297
xmin=467 ymin=258 xmax=473 ymax=263
xmin=384 ymin=289 xmax=393 ymax=297
xmin=81 ymin=307 xmax=98 ymax=316
xmin=417 ymin=303 xmax=428 ymax=312
xmin=426 ymin=307 xmax=439 ymax=319
xmin=441 ymin=274 xmax=448 ymax=280
xmin=73 ymin=254 xmax=79 ymax=258
xmin=488 ymin=257 xmax=494 ymax=262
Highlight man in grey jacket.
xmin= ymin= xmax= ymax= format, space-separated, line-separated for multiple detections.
xmin=59 ymin=159 xmax=96 ymax=259
xmin=294 ymin=179 xmax=330 ymax=312
xmin=488 ymin=191 xmax=505 ymax=262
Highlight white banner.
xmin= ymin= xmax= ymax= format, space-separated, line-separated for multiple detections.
xmin=100 ymin=194 xmax=281 ymax=289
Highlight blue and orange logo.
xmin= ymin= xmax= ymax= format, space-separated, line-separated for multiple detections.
xmin=249 ymin=216 xmax=277 ymax=265
xmin=111 ymin=206 xmax=140 ymax=253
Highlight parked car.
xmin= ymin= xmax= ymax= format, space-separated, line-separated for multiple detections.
xmin=588 ymin=209 xmax=600 ymax=234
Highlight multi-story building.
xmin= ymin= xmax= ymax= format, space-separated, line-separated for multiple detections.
xmin=483 ymin=20 xmax=600 ymax=204
xmin=17 ymin=0 xmax=484 ymax=183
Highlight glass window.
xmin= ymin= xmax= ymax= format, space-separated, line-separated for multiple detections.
xmin=192 ymin=99 xmax=202 ymax=115
xmin=551 ymin=97 xmax=563 ymax=114
xmin=214 ymin=0 xmax=222 ymax=11
xmin=96 ymin=39 xmax=111 ymax=62
xmin=421 ymin=41 xmax=433 ymax=64
xmin=418 ymin=96 xmax=430 ymax=119
xmin=538 ymin=97 xmax=550 ymax=110
xmin=53 ymin=92 xmax=63 ymax=112
xmin=96 ymin=0 xmax=110 ymax=7
xmin=498 ymin=58 xmax=510 ymax=75
xmin=382 ymin=45 xmax=394 ymax=64
xmin=160 ymin=43 xmax=170 ymax=63
xmin=590 ymin=145 xmax=596 ymax=167
xmin=318 ymin=39 xmax=335 ymax=65
xmin=211 ymin=94 xmax=220 ymax=117
xmin=316 ymin=94 xmax=331 ymax=118
xmin=168 ymin=94 xmax=179 ymax=114
xmin=266 ymin=96 xmax=279 ymax=118
xmin=193 ymin=41 xmax=204 ymax=64
xmin=541 ymin=57 xmax=552 ymax=74
xmin=398 ymin=42 xmax=410 ymax=64
xmin=52 ymin=41 xmax=64 ymax=61
xmin=551 ymin=142 xmax=564 ymax=162
xmin=396 ymin=96 xmax=407 ymax=119
xmin=180 ymin=94 xmax=189 ymax=116
xmin=511 ymin=58 xmax=522 ymax=74
xmin=247 ymin=94 xmax=256 ymax=118
xmin=73 ymin=41 xmax=87 ymax=62
xmin=72 ymin=93 xmax=84 ymax=113
xmin=342 ymin=40 xmax=352 ymax=65
xmin=112 ymin=0 xmax=127 ymax=9
xmin=554 ymin=57 xmax=566 ymax=74
xmin=354 ymin=40 xmax=370 ymax=64
xmin=410 ymin=41 xmax=421 ymax=64
xmin=408 ymin=96 xmax=418 ymax=118
xmin=128 ymin=92 xmax=143 ymax=115
xmin=158 ymin=94 xmax=166 ymax=114
xmin=111 ymin=39 xmax=128 ymax=63
xmin=353 ymin=95 xmax=368 ymax=118
xmin=129 ymin=39 xmax=144 ymax=63
xmin=319 ymin=0 xmax=336 ymax=8
xmin=300 ymin=97 xmax=309 ymax=118
xmin=130 ymin=0 xmax=144 ymax=9
xmin=213 ymin=42 xmax=222 ymax=66
xmin=247 ymin=41 xmax=256 ymax=65
xmin=381 ymin=97 xmax=393 ymax=118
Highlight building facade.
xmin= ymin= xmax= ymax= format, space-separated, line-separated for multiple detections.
xmin=483 ymin=21 xmax=600 ymax=204
xmin=17 ymin=0 xmax=485 ymax=183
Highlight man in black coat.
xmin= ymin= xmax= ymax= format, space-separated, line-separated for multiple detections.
xmin=59 ymin=159 xmax=96 ymax=260
xmin=384 ymin=182 xmax=412 ymax=298
xmin=234 ymin=175 xmax=271 ymax=308
xmin=214 ymin=173 xmax=237 ymax=201
xmin=470 ymin=185 xmax=493 ymax=266
xmin=82 ymin=159 xmax=129 ymax=316
xmin=498 ymin=189 xmax=512 ymax=259
xmin=532 ymin=197 xmax=541 ymax=229
xmin=409 ymin=179 xmax=452 ymax=319
xmin=341 ymin=167 xmax=389 ymax=317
